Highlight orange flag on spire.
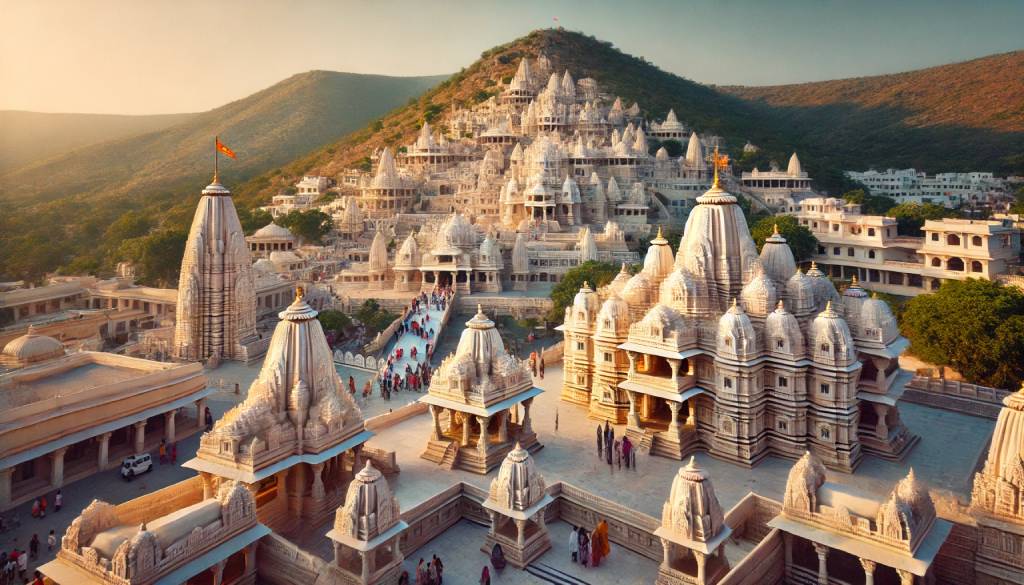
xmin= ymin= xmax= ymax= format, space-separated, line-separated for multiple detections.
xmin=216 ymin=137 xmax=236 ymax=159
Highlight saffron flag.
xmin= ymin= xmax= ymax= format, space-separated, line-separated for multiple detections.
xmin=216 ymin=137 xmax=236 ymax=159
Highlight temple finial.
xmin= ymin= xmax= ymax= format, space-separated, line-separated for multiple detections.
xmin=295 ymin=286 xmax=304 ymax=300
xmin=772 ymin=223 xmax=780 ymax=235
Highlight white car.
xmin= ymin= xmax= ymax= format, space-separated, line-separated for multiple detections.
xmin=120 ymin=453 xmax=153 ymax=480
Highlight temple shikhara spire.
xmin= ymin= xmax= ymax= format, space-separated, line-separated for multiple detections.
xmin=172 ymin=162 xmax=260 ymax=363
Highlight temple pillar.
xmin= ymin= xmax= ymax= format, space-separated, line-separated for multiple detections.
xmin=477 ymin=416 xmax=490 ymax=457
xmin=276 ymin=469 xmax=289 ymax=504
xmin=659 ymin=538 xmax=672 ymax=569
xmin=873 ymin=358 xmax=887 ymax=389
xmin=429 ymin=405 xmax=442 ymax=441
xmin=515 ymin=518 xmax=526 ymax=547
xmin=164 ymin=410 xmax=177 ymax=443
xmin=783 ymin=533 xmax=793 ymax=580
xmin=311 ymin=463 xmax=326 ymax=501
xmin=626 ymin=351 xmax=637 ymax=376
xmin=50 ymin=447 xmax=67 ymax=488
xmin=873 ymin=403 xmax=889 ymax=440
xmin=461 ymin=413 xmax=471 ymax=446
xmin=898 ymin=570 xmax=914 ymax=585
xmin=196 ymin=398 xmax=207 ymax=425
xmin=244 ymin=542 xmax=258 ymax=576
xmin=211 ymin=558 xmax=226 ymax=585
xmin=97 ymin=432 xmax=112 ymax=470
xmin=668 ymin=400 xmax=681 ymax=435
xmin=498 ymin=411 xmax=509 ymax=443
xmin=359 ymin=550 xmax=370 ymax=583
xmin=860 ymin=558 xmax=877 ymax=585
xmin=522 ymin=398 xmax=534 ymax=435
xmin=353 ymin=444 xmax=363 ymax=474
xmin=487 ymin=510 xmax=497 ymax=535
xmin=133 ymin=420 xmax=147 ymax=454
xmin=200 ymin=472 xmax=215 ymax=498
xmin=0 ymin=468 xmax=13 ymax=509
xmin=627 ymin=391 xmax=641 ymax=427
xmin=686 ymin=399 xmax=696 ymax=426
xmin=695 ymin=551 xmax=707 ymax=584
xmin=813 ymin=543 xmax=829 ymax=585
xmin=667 ymin=358 xmax=680 ymax=385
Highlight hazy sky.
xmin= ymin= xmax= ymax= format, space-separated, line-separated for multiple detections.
xmin=2 ymin=0 xmax=1022 ymax=115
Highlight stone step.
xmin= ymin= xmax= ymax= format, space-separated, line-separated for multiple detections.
xmin=439 ymin=442 xmax=460 ymax=470
xmin=525 ymin=562 xmax=592 ymax=585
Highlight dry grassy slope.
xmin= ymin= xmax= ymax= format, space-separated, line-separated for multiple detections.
xmin=721 ymin=50 xmax=1024 ymax=133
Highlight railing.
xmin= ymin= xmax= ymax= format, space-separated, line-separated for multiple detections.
xmin=628 ymin=372 xmax=697 ymax=393
xmin=902 ymin=375 xmax=1011 ymax=419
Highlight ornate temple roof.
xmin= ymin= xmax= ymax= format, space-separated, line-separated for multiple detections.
xmin=329 ymin=461 xmax=405 ymax=550
xmin=368 ymin=229 xmax=389 ymax=273
xmin=759 ymin=224 xmax=797 ymax=285
xmin=659 ymin=457 xmax=728 ymax=549
xmin=370 ymin=147 xmax=403 ymax=190
xmin=787 ymin=152 xmax=803 ymax=176
xmin=685 ymin=132 xmax=705 ymax=168
xmin=252 ymin=222 xmax=295 ymax=239
xmin=486 ymin=443 xmax=550 ymax=515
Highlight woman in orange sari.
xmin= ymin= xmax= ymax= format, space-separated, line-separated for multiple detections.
xmin=591 ymin=519 xmax=610 ymax=566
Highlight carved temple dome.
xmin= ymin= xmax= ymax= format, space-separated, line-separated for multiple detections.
xmin=661 ymin=457 xmax=726 ymax=544
xmin=758 ymin=224 xmax=797 ymax=285
xmin=2 ymin=325 xmax=64 ymax=365
xmin=333 ymin=461 xmax=402 ymax=543
xmin=487 ymin=443 xmax=547 ymax=512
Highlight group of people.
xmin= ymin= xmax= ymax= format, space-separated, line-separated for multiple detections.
xmin=527 ymin=352 xmax=545 ymax=379
xmin=596 ymin=421 xmax=636 ymax=470
xmin=568 ymin=520 xmax=611 ymax=568
xmin=377 ymin=289 xmax=454 ymax=402
xmin=157 ymin=439 xmax=177 ymax=464
xmin=399 ymin=553 xmax=444 ymax=585
xmin=28 ymin=490 xmax=61 ymax=521
xmin=2 ymin=530 xmax=56 ymax=584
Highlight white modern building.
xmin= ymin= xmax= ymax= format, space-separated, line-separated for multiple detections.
xmin=795 ymin=197 xmax=1021 ymax=295
xmin=845 ymin=168 xmax=1007 ymax=208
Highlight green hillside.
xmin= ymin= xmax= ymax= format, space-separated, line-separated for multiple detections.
xmin=0 ymin=71 xmax=445 ymax=280
xmin=0 ymin=110 xmax=196 ymax=173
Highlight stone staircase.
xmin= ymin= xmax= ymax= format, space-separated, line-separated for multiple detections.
xmin=421 ymin=438 xmax=454 ymax=464
xmin=439 ymin=441 xmax=460 ymax=470
xmin=525 ymin=562 xmax=592 ymax=585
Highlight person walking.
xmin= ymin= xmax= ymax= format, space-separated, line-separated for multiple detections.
xmin=28 ymin=536 xmax=38 ymax=561
xmin=47 ymin=531 xmax=55 ymax=552
xmin=432 ymin=555 xmax=444 ymax=585
xmin=479 ymin=566 xmax=490 ymax=585
xmin=170 ymin=443 xmax=178 ymax=463
xmin=569 ymin=526 xmax=579 ymax=563
xmin=38 ymin=496 xmax=46 ymax=518
xmin=595 ymin=425 xmax=603 ymax=459
xmin=158 ymin=440 xmax=167 ymax=464
xmin=16 ymin=549 xmax=26 ymax=581
xmin=539 ymin=357 xmax=545 ymax=379
xmin=614 ymin=439 xmax=622 ymax=469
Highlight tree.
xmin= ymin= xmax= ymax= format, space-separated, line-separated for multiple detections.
xmin=886 ymin=202 xmax=957 ymax=236
xmin=118 ymin=228 xmax=188 ymax=287
xmin=317 ymin=309 xmax=352 ymax=336
xmin=546 ymin=261 xmax=620 ymax=323
xmin=901 ymin=279 xmax=1024 ymax=389
xmin=275 ymin=210 xmax=333 ymax=244
xmin=750 ymin=215 xmax=818 ymax=261
xmin=237 ymin=207 xmax=273 ymax=235
xmin=841 ymin=188 xmax=896 ymax=215
xmin=355 ymin=300 xmax=398 ymax=334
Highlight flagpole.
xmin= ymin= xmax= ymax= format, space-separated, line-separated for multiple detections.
xmin=214 ymin=136 xmax=219 ymax=182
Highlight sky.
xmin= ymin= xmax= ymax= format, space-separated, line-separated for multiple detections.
xmin=2 ymin=0 xmax=1022 ymax=115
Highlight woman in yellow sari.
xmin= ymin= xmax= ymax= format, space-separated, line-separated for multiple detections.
xmin=591 ymin=519 xmax=611 ymax=566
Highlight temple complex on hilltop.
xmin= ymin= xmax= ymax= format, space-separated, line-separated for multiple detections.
xmin=561 ymin=171 xmax=916 ymax=471
xmin=420 ymin=306 xmax=542 ymax=473
xmin=173 ymin=176 xmax=262 ymax=363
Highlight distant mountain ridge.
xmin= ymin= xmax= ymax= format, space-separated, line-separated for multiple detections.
xmin=0 ymin=71 xmax=447 ymax=205
xmin=0 ymin=110 xmax=196 ymax=173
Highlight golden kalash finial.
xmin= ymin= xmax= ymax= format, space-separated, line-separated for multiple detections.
xmin=657 ymin=225 xmax=664 ymax=239
xmin=851 ymin=274 xmax=859 ymax=286
xmin=711 ymin=145 xmax=730 ymax=189
xmin=583 ymin=280 xmax=590 ymax=289
xmin=296 ymin=286 xmax=305 ymax=300
xmin=772 ymin=223 xmax=780 ymax=235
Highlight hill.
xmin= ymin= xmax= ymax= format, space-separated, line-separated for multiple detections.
xmin=720 ymin=50 xmax=1024 ymax=175
xmin=231 ymin=30 xmax=1024 ymax=214
xmin=0 ymin=71 xmax=445 ymax=280
xmin=0 ymin=110 xmax=196 ymax=173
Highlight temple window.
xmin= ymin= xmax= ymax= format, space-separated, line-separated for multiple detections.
xmin=724 ymin=377 xmax=733 ymax=389
xmin=820 ymin=383 xmax=830 ymax=395
xmin=778 ymin=376 xmax=788 ymax=387
xmin=820 ymin=343 xmax=830 ymax=353
xmin=847 ymin=247 xmax=855 ymax=257
xmin=777 ymin=420 xmax=788 ymax=431
xmin=947 ymin=234 xmax=961 ymax=246
xmin=776 ymin=339 xmax=785 ymax=349
xmin=820 ymin=427 xmax=831 ymax=439
xmin=868 ymin=228 xmax=876 ymax=236
xmin=576 ymin=342 xmax=585 ymax=351
xmin=971 ymin=261 xmax=983 ymax=273
xmin=971 ymin=235 xmax=983 ymax=246
xmin=604 ymin=352 xmax=612 ymax=362
xmin=931 ymin=233 xmax=939 ymax=241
